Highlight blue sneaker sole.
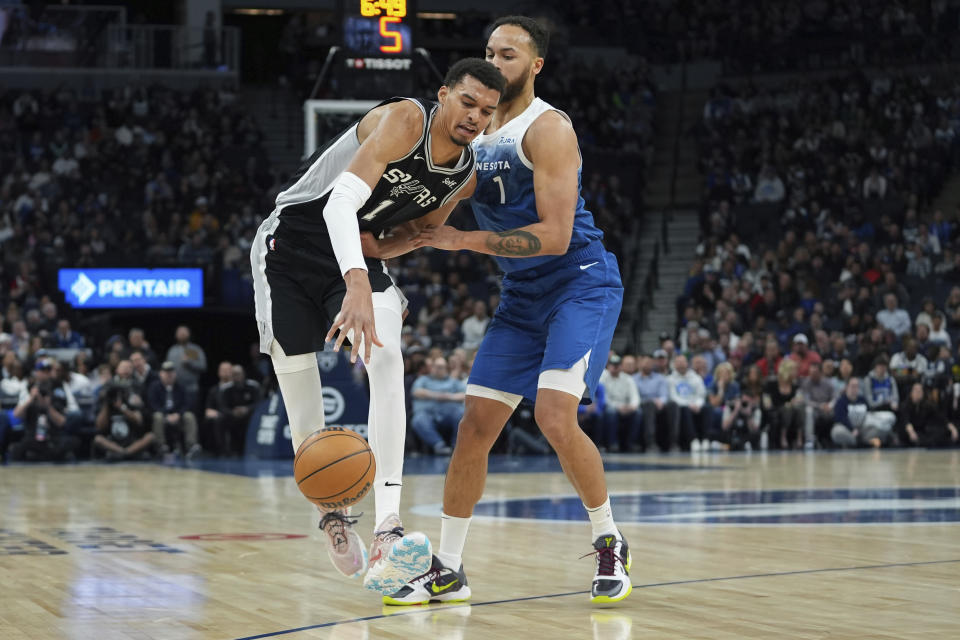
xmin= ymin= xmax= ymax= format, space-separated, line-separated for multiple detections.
xmin=363 ymin=532 xmax=433 ymax=595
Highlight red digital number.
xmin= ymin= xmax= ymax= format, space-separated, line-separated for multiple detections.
xmin=379 ymin=16 xmax=403 ymax=53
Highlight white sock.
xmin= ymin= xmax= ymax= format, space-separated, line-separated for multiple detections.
xmin=365 ymin=295 xmax=406 ymax=530
xmin=373 ymin=484 xmax=402 ymax=531
xmin=437 ymin=512 xmax=472 ymax=570
xmin=585 ymin=496 xmax=619 ymax=540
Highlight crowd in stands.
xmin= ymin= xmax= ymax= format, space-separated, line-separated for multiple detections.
xmin=557 ymin=0 xmax=960 ymax=69
xmin=580 ymin=324 xmax=960 ymax=453
xmin=0 ymin=84 xmax=274 ymax=306
xmin=0 ymin=317 xmax=265 ymax=463
xmin=697 ymin=69 xmax=959 ymax=231
xmin=612 ymin=65 xmax=960 ymax=454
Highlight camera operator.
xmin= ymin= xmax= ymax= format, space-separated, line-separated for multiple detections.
xmin=720 ymin=390 xmax=762 ymax=451
xmin=9 ymin=365 xmax=78 ymax=461
xmin=93 ymin=377 xmax=154 ymax=460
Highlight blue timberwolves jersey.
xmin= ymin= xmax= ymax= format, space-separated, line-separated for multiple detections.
xmin=471 ymin=98 xmax=603 ymax=273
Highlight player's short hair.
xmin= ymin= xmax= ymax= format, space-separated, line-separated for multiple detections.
xmin=485 ymin=15 xmax=549 ymax=58
xmin=443 ymin=58 xmax=506 ymax=95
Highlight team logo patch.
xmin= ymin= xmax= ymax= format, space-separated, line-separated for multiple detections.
xmin=390 ymin=180 xmax=423 ymax=198
xmin=316 ymin=351 xmax=338 ymax=372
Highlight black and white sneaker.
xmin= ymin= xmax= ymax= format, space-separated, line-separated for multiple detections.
xmin=588 ymin=534 xmax=632 ymax=604
xmin=382 ymin=555 xmax=471 ymax=605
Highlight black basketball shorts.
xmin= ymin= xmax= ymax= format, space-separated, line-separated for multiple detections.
xmin=251 ymin=216 xmax=396 ymax=356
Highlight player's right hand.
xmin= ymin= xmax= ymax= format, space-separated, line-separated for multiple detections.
xmin=327 ymin=269 xmax=383 ymax=364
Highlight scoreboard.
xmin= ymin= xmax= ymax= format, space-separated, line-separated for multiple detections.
xmin=338 ymin=0 xmax=416 ymax=97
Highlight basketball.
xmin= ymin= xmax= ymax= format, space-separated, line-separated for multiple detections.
xmin=293 ymin=427 xmax=376 ymax=509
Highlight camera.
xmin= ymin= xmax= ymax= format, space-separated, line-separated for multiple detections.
xmin=105 ymin=383 xmax=129 ymax=406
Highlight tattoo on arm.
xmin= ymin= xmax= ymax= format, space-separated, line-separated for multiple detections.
xmin=485 ymin=230 xmax=542 ymax=256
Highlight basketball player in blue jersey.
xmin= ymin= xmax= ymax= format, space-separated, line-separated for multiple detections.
xmin=383 ymin=16 xmax=631 ymax=606
xmin=250 ymin=59 xmax=504 ymax=595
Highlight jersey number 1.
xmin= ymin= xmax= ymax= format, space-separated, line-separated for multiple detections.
xmin=493 ymin=175 xmax=506 ymax=204
xmin=362 ymin=199 xmax=393 ymax=221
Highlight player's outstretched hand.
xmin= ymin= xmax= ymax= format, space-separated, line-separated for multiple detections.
xmin=326 ymin=269 xmax=383 ymax=364
xmin=359 ymin=231 xmax=380 ymax=258
xmin=361 ymin=226 xmax=419 ymax=259
xmin=413 ymin=224 xmax=463 ymax=251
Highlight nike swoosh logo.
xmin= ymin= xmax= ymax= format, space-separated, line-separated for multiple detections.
xmin=431 ymin=578 xmax=458 ymax=594
xmin=580 ymin=262 xmax=599 ymax=270
xmin=384 ymin=482 xmax=402 ymax=487
xmin=414 ymin=153 xmax=424 ymax=160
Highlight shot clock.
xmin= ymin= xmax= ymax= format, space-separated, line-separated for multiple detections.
xmin=338 ymin=0 xmax=416 ymax=97
xmin=343 ymin=0 xmax=414 ymax=59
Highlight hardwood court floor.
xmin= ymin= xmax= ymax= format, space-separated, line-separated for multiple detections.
xmin=1 ymin=449 xmax=958 ymax=639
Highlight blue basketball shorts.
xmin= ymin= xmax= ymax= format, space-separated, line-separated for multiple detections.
xmin=468 ymin=240 xmax=623 ymax=404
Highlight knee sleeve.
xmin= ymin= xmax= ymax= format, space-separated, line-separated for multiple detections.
xmin=465 ymin=384 xmax=523 ymax=410
xmin=270 ymin=340 xmax=318 ymax=375
xmin=270 ymin=340 xmax=324 ymax=451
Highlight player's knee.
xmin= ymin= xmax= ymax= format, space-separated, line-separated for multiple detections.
xmin=534 ymin=401 xmax=565 ymax=429
xmin=455 ymin=413 xmax=500 ymax=451
xmin=534 ymin=403 xmax=577 ymax=447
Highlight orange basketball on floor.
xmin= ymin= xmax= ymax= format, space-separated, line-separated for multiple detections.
xmin=293 ymin=427 xmax=376 ymax=509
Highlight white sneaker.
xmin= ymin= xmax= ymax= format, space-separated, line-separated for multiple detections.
xmin=690 ymin=439 xmax=702 ymax=452
xmin=318 ymin=507 xmax=367 ymax=578
xmin=382 ymin=555 xmax=471 ymax=605
xmin=589 ymin=534 xmax=632 ymax=604
xmin=363 ymin=514 xmax=433 ymax=595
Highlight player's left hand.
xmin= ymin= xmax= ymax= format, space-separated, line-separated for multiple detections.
xmin=413 ymin=224 xmax=462 ymax=251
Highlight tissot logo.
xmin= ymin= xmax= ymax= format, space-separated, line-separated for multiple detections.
xmin=344 ymin=57 xmax=412 ymax=70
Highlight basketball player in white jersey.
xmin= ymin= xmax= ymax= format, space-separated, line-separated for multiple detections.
xmin=383 ymin=17 xmax=631 ymax=605
xmin=250 ymin=59 xmax=504 ymax=594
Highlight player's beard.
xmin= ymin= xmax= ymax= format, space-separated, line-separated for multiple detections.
xmin=500 ymin=65 xmax=530 ymax=103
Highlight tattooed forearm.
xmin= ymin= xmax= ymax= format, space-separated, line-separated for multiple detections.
xmin=485 ymin=230 xmax=542 ymax=256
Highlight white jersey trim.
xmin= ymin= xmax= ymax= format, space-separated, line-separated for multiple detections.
xmin=393 ymin=98 xmax=428 ymax=162
xmin=275 ymin=125 xmax=359 ymax=213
